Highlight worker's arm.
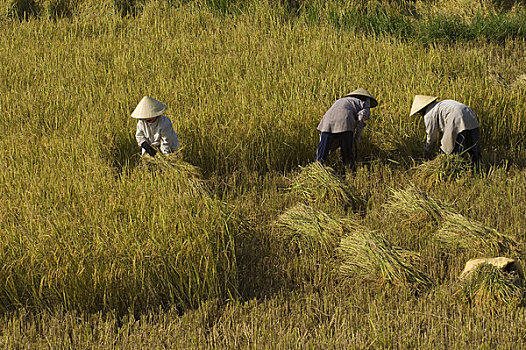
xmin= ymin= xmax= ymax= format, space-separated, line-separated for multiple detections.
xmin=136 ymin=122 xmax=156 ymax=156
xmin=159 ymin=118 xmax=179 ymax=154
xmin=424 ymin=112 xmax=438 ymax=154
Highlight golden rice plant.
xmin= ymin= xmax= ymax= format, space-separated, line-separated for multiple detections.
xmin=436 ymin=213 xmax=519 ymax=256
xmin=288 ymin=162 xmax=362 ymax=209
xmin=458 ymin=263 xmax=525 ymax=309
xmin=339 ymin=226 xmax=433 ymax=290
xmin=275 ymin=203 xmax=358 ymax=254
xmin=412 ymin=154 xmax=472 ymax=189
xmin=386 ymin=186 xmax=453 ymax=225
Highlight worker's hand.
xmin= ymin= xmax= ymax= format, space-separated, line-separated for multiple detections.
xmin=141 ymin=142 xmax=157 ymax=157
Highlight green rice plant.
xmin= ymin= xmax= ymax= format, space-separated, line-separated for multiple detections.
xmin=275 ymin=203 xmax=358 ymax=254
xmin=412 ymin=154 xmax=472 ymax=189
xmin=339 ymin=226 xmax=433 ymax=290
xmin=288 ymin=162 xmax=362 ymax=209
xmin=436 ymin=213 xmax=519 ymax=256
xmin=386 ymin=187 xmax=453 ymax=225
xmin=458 ymin=263 xmax=525 ymax=309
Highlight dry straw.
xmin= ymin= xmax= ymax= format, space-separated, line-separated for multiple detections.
xmin=339 ymin=225 xmax=433 ymax=290
xmin=458 ymin=263 xmax=525 ymax=309
xmin=276 ymin=203 xmax=357 ymax=254
xmin=412 ymin=154 xmax=472 ymax=189
xmin=436 ymin=213 xmax=519 ymax=256
xmin=288 ymin=162 xmax=362 ymax=209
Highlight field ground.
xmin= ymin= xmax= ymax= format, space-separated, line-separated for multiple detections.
xmin=1 ymin=0 xmax=526 ymax=348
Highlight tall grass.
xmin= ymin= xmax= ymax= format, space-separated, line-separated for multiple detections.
xmin=0 ymin=139 xmax=237 ymax=314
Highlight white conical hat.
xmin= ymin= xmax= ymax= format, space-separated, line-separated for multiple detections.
xmin=345 ymin=88 xmax=378 ymax=108
xmin=131 ymin=96 xmax=167 ymax=119
xmin=410 ymin=95 xmax=438 ymax=116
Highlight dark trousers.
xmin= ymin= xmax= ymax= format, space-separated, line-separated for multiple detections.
xmin=316 ymin=131 xmax=354 ymax=167
xmin=452 ymin=128 xmax=482 ymax=166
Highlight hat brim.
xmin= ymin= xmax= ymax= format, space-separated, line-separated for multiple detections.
xmin=409 ymin=96 xmax=438 ymax=117
xmin=131 ymin=106 xmax=167 ymax=120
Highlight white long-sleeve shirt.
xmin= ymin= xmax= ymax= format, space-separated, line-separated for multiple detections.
xmin=135 ymin=115 xmax=179 ymax=154
xmin=423 ymin=100 xmax=479 ymax=154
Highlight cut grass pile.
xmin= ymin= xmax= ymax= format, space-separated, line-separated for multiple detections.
xmin=387 ymin=187 xmax=520 ymax=256
xmin=288 ymin=162 xmax=362 ymax=210
xmin=138 ymin=151 xmax=208 ymax=197
xmin=275 ymin=203 xmax=357 ymax=254
xmin=458 ymin=263 xmax=525 ymax=309
xmin=411 ymin=154 xmax=472 ymax=189
xmin=339 ymin=225 xmax=433 ymax=290
xmin=436 ymin=213 xmax=519 ymax=256
xmin=386 ymin=187 xmax=453 ymax=225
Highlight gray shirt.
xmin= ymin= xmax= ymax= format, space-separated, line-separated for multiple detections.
xmin=423 ymin=100 xmax=480 ymax=154
xmin=317 ymin=96 xmax=370 ymax=141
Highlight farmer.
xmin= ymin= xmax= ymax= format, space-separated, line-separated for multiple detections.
xmin=410 ymin=95 xmax=481 ymax=166
xmin=132 ymin=96 xmax=179 ymax=157
xmin=316 ymin=88 xmax=378 ymax=168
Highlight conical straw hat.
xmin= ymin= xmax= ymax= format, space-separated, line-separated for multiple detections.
xmin=410 ymin=95 xmax=438 ymax=116
xmin=345 ymin=88 xmax=378 ymax=108
xmin=131 ymin=96 xmax=167 ymax=119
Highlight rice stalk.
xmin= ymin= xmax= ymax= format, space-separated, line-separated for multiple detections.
xmin=339 ymin=226 xmax=433 ymax=290
xmin=137 ymin=151 xmax=208 ymax=197
xmin=436 ymin=213 xmax=519 ymax=256
xmin=288 ymin=162 xmax=362 ymax=209
xmin=275 ymin=203 xmax=358 ymax=254
xmin=386 ymin=187 xmax=453 ymax=225
xmin=412 ymin=154 xmax=472 ymax=189
xmin=458 ymin=263 xmax=525 ymax=309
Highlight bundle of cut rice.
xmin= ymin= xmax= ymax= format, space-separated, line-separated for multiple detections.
xmin=436 ymin=213 xmax=519 ymax=256
xmin=289 ymin=162 xmax=362 ymax=209
xmin=276 ymin=203 xmax=357 ymax=254
xmin=458 ymin=263 xmax=525 ymax=308
xmin=140 ymin=151 xmax=201 ymax=176
xmin=412 ymin=154 xmax=471 ymax=188
xmin=386 ymin=187 xmax=453 ymax=225
xmin=339 ymin=226 xmax=433 ymax=290
xmin=137 ymin=151 xmax=208 ymax=196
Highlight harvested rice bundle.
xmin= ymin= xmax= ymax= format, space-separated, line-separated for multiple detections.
xmin=339 ymin=226 xmax=433 ymax=290
xmin=136 ymin=152 xmax=208 ymax=196
xmin=140 ymin=152 xmax=201 ymax=177
xmin=458 ymin=263 xmax=525 ymax=309
xmin=276 ymin=203 xmax=357 ymax=254
xmin=436 ymin=213 xmax=519 ymax=256
xmin=386 ymin=187 xmax=453 ymax=224
xmin=289 ymin=162 xmax=362 ymax=208
xmin=412 ymin=154 xmax=471 ymax=188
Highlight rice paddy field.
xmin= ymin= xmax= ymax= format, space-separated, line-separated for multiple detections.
xmin=1 ymin=0 xmax=526 ymax=348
